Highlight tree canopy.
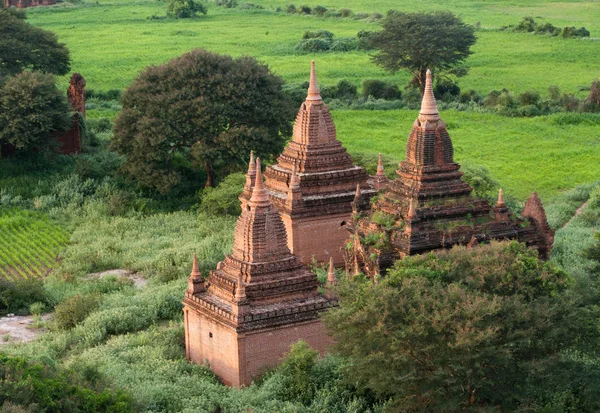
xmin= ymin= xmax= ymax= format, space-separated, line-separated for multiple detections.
xmin=324 ymin=241 xmax=600 ymax=411
xmin=166 ymin=0 xmax=207 ymax=18
xmin=0 ymin=71 xmax=72 ymax=153
xmin=369 ymin=11 xmax=476 ymax=94
xmin=112 ymin=49 xmax=294 ymax=192
xmin=0 ymin=6 xmax=70 ymax=78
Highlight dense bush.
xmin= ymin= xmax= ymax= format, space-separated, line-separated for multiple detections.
xmin=361 ymin=79 xmax=402 ymax=100
xmin=295 ymin=38 xmax=331 ymax=52
xmin=215 ymin=0 xmax=237 ymax=7
xmin=302 ymin=29 xmax=333 ymax=40
xmin=296 ymin=30 xmax=360 ymax=53
xmin=53 ymin=293 xmax=101 ymax=330
xmin=338 ymin=8 xmax=352 ymax=17
xmin=434 ymin=78 xmax=461 ymax=101
xmin=286 ymin=4 xmax=296 ymax=13
xmin=198 ymin=172 xmax=245 ymax=216
xmin=514 ymin=17 xmax=589 ymax=38
xmin=0 ymin=355 xmax=134 ymax=412
xmin=0 ymin=277 xmax=47 ymax=315
xmin=166 ymin=0 xmax=207 ymax=18
xmin=85 ymin=89 xmax=122 ymax=101
xmin=312 ymin=5 xmax=327 ymax=16
xmin=298 ymin=4 xmax=311 ymax=14
xmin=0 ymin=72 xmax=72 ymax=153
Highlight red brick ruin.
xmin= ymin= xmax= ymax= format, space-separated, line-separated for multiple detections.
xmin=183 ymin=65 xmax=555 ymax=386
xmin=183 ymin=158 xmax=335 ymax=386
xmin=55 ymin=73 xmax=86 ymax=155
xmin=3 ymin=0 xmax=55 ymax=8
xmin=346 ymin=70 xmax=554 ymax=276
xmin=263 ymin=61 xmax=373 ymax=265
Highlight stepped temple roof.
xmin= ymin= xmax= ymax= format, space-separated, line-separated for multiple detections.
xmin=184 ymin=158 xmax=332 ymax=332
xmin=347 ymin=70 xmax=554 ymax=276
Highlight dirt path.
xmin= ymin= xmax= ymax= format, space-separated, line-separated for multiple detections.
xmin=561 ymin=201 xmax=588 ymax=229
xmin=87 ymin=269 xmax=148 ymax=289
xmin=0 ymin=314 xmax=50 ymax=345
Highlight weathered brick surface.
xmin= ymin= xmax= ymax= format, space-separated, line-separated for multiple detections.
xmin=184 ymin=161 xmax=335 ymax=386
xmin=3 ymin=0 xmax=55 ymax=7
xmin=55 ymin=73 xmax=86 ymax=155
xmin=347 ymin=70 xmax=554 ymax=276
xmin=263 ymin=62 xmax=374 ymax=265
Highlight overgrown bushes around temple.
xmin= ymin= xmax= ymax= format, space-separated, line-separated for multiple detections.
xmin=324 ymin=241 xmax=600 ymax=411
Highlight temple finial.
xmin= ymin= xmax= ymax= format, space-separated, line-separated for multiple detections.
xmin=306 ymin=60 xmax=322 ymax=102
xmin=419 ymin=69 xmax=440 ymax=122
xmin=250 ymin=157 xmax=270 ymax=205
xmin=355 ymin=183 xmax=361 ymax=199
xmin=190 ymin=254 xmax=201 ymax=278
xmin=234 ymin=272 xmax=246 ymax=301
xmin=248 ymin=150 xmax=256 ymax=173
xmin=327 ymin=257 xmax=336 ymax=285
xmin=497 ymin=188 xmax=505 ymax=207
xmin=376 ymin=153 xmax=385 ymax=176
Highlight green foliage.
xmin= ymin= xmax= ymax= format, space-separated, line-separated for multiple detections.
xmin=0 ymin=72 xmax=71 ymax=153
xmin=198 ymin=172 xmax=245 ymax=216
xmin=295 ymin=30 xmax=358 ymax=53
xmin=166 ymin=0 xmax=207 ymax=18
xmin=215 ymin=0 xmax=237 ymax=7
xmin=0 ymin=277 xmax=47 ymax=315
xmin=0 ymin=7 xmax=70 ymax=77
xmin=0 ymin=354 xmax=134 ymax=412
xmin=112 ymin=49 xmax=294 ymax=191
xmin=312 ymin=5 xmax=327 ymax=16
xmin=460 ymin=162 xmax=500 ymax=199
xmin=370 ymin=11 xmax=476 ymax=91
xmin=361 ymin=79 xmax=401 ymax=100
xmin=53 ymin=293 xmax=100 ymax=330
xmin=325 ymin=241 xmax=600 ymax=411
xmin=514 ymin=17 xmax=589 ymax=38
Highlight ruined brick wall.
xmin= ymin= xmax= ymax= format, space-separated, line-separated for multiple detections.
xmin=184 ymin=309 xmax=242 ymax=386
xmin=54 ymin=115 xmax=81 ymax=155
xmin=242 ymin=319 xmax=332 ymax=385
xmin=4 ymin=0 xmax=56 ymax=8
xmin=282 ymin=212 xmax=351 ymax=266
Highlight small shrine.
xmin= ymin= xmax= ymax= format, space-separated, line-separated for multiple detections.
xmin=263 ymin=61 xmax=374 ymax=265
xmin=347 ymin=70 xmax=554 ymax=276
xmin=183 ymin=158 xmax=335 ymax=387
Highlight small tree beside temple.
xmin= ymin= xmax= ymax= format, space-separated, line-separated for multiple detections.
xmin=368 ymin=11 xmax=476 ymax=94
xmin=112 ymin=49 xmax=295 ymax=192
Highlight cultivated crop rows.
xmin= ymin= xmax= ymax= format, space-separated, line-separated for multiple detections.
xmin=0 ymin=209 xmax=69 ymax=281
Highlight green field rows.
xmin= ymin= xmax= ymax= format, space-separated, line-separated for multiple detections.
xmin=0 ymin=209 xmax=69 ymax=280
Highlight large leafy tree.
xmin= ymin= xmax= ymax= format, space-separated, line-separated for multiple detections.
xmin=112 ymin=49 xmax=295 ymax=192
xmin=0 ymin=71 xmax=72 ymax=153
xmin=0 ymin=6 xmax=70 ymax=78
xmin=324 ymin=241 xmax=600 ymax=411
xmin=369 ymin=11 xmax=476 ymax=94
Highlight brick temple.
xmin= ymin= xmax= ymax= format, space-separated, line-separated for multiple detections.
xmin=55 ymin=73 xmax=86 ymax=155
xmin=183 ymin=158 xmax=335 ymax=386
xmin=347 ymin=70 xmax=554 ymax=276
xmin=3 ymin=0 xmax=55 ymax=8
xmin=264 ymin=61 xmax=373 ymax=265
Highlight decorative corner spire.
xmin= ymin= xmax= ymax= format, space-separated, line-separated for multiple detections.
xmin=289 ymin=160 xmax=300 ymax=190
xmin=190 ymin=254 xmax=201 ymax=278
xmin=407 ymin=198 xmax=417 ymax=220
xmin=250 ymin=157 xmax=270 ymax=205
xmin=355 ymin=183 xmax=361 ymax=199
xmin=306 ymin=60 xmax=322 ymax=102
xmin=376 ymin=153 xmax=386 ymax=177
xmin=235 ymin=272 xmax=246 ymax=301
xmin=248 ymin=150 xmax=256 ymax=173
xmin=418 ymin=69 xmax=440 ymax=122
xmin=326 ymin=257 xmax=336 ymax=286
xmin=497 ymin=188 xmax=505 ymax=208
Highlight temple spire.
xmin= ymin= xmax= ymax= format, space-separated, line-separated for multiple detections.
xmin=376 ymin=153 xmax=385 ymax=176
xmin=355 ymin=183 xmax=361 ymax=199
xmin=235 ymin=272 xmax=246 ymax=301
xmin=326 ymin=257 xmax=336 ymax=286
xmin=306 ymin=60 xmax=322 ymax=102
xmin=289 ymin=161 xmax=300 ymax=190
xmin=248 ymin=151 xmax=256 ymax=173
xmin=190 ymin=254 xmax=201 ymax=278
xmin=497 ymin=188 xmax=505 ymax=208
xmin=188 ymin=254 xmax=205 ymax=294
xmin=250 ymin=158 xmax=270 ymax=206
xmin=418 ymin=69 xmax=440 ymax=122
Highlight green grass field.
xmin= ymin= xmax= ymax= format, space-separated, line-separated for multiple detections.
xmin=26 ymin=0 xmax=600 ymax=96
xmin=0 ymin=209 xmax=69 ymax=280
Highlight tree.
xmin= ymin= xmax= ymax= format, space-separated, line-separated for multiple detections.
xmin=0 ymin=71 xmax=72 ymax=153
xmin=369 ymin=11 xmax=476 ymax=94
xmin=112 ymin=49 xmax=294 ymax=192
xmin=0 ymin=6 xmax=70 ymax=78
xmin=324 ymin=241 xmax=600 ymax=411
xmin=166 ymin=0 xmax=207 ymax=18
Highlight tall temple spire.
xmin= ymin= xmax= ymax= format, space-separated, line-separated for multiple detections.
xmin=497 ymin=188 xmax=505 ymax=208
xmin=249 ymin=158 xmax=270 ymax=206
xmin=418 ymin=69 xmax=440 ymax=122
xmin=326 ymin=257 xmax=336 ymax=286
xmin=306 ymin=60 xmax=322 ymax=102
xmin=376 ymin=153 xmax=385 ymax=176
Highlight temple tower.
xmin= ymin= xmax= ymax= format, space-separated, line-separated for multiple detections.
xmin=264 ymin=61 xmax=373 ymax=265
xmin=347 ymin=70 xmax=554 ymax=276
xmin=183 ymin=159 xmax=334 ymax=387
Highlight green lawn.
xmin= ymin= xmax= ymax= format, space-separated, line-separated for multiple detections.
xmin=26 ymin=0 xmax=600 ymax=96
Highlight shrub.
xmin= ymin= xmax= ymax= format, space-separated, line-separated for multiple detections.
xmin=283 ymin=81 xmax=310 ymax=107
xmin=338 ymin=8 xmax=352 ymax=17
xmin=198 ymin=172 xmax=245 ymax=216
xmin=166 ymin=0 xmax=207 ymax=18
xmin=312 ymin=5 xmax=327 ymax=16
xmin=295 ymin=38 xmax=331 ymax=52
xmin=85 ymin=89 xmax=122 ymax=101
xmin=286 ymin=4 xmax=296 ymax=13
xmin=356 ymin=29 xmax=375 ymax=50
xmin=535 ymin=22 xmax=560 ymax=36
xmin=324 ymin=10 xmax=340 ymax=18
xmin=459 ymin=89 xmax=481 ymax=103
xmin=0 ymin=278 xmax=47 ymax=315
xmin=362 ymin=79 xmax=402 ymax=100
xmin=561 ymin=26 xmax=590 ymax=38
xmin=85 ymin=117 xmax=113 ymax=134
xmin=461 ymin=162 xmax=500 ymax=200
xmin=53 ymin=294 xmax=101 ymax=330
xmin=298 ymin=4 xmax=311 ymax=14
xmin=215 ymin=0 xmax=237 ymax=7
xmin=334 ymin=79 xmax=357 ymax=100
xmin=403 ymin=85 xmax=422 ymax=109
xmin=434 ymin=78 xmax=460 ymax=101
xmin=517 ymin=104 xmax=542 ymax=117
xmin=328 ymin=37 xmax=358 ymax=52
xmin=354 ymin=11 xmax=369 ymax=20
xmin=302 ymin=29 xmax=333 ymax=40
xmin=515 ymin=16 xmax=536 ymax=32
xmin=518 ymin=90 xmax=540 ymax=106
